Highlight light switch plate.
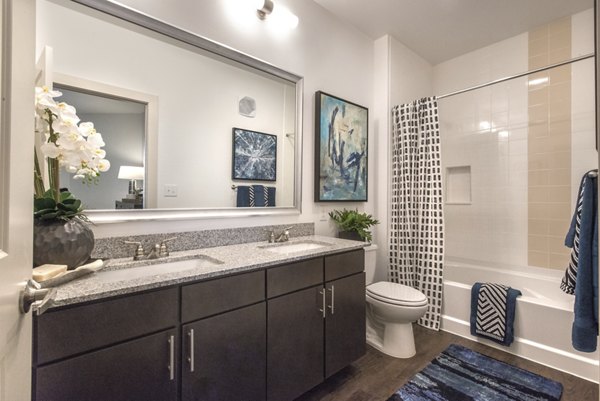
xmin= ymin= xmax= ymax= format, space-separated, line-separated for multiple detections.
xmin=164 ymin=184 xmax=178 ymax=197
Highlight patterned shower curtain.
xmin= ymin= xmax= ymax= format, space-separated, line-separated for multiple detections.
xmin=390 ymin=97 xmax=444 ymax=330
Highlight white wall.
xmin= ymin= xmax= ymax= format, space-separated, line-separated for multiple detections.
xmin=37 ymin=0 xmax=375 ymax=237
xmin=372 ymin=35 xmax=433 ymax=282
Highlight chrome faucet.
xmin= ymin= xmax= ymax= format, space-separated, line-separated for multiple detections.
xmin=274 ymin=226 xmax=293 ymax=243
xmin=124 ymin=237 xmax=177 ymax=260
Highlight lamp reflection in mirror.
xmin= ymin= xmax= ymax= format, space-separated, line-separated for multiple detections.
xmin=118 ymin=166 xmax=144 ymax=199
xmin=255 ymin=0 xmax=299 ymax=29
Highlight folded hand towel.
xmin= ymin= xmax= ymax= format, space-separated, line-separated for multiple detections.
xmin=470 ymin=282 xmax=521 ymax=346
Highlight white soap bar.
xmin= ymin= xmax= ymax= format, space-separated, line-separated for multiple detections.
xmin=33 ymin=264 xmax=68 ymax=282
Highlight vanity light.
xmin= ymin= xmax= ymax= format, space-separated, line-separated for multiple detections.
xmin=118 ymin=165 xmax=144 ymax=199
xmin=255 ymin=0 xmax=299 ymax=29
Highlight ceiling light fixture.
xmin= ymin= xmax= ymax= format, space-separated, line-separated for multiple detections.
xmin=255 ymin=0 xmax=299 ymax=29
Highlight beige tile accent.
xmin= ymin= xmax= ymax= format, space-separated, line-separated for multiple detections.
xmin=529 ymin=54 xmax=549 ymax=69
xmin=528 ymin=170 xmax=549 ymax=186
xmin=529 ymin=38 xmax=548 ymax=57
xmin=549 ymin=17 xmax=570 ymax=35
xmin=549 ymin=66 xmax=571 ymax=84
xmin=529 ymin=122 xmax=548 ymax=138
xmin=529 ymin=251 xmax=549 ymax=268
xmin=547 ymin=151 xmax=570 ymax=169
xmin=529 ymin=235 xmax=549 ymax=252
xmin=549 ymin=253 xmax=570 ymax=270
xmin=529 ymin=219 xmax=549 ymax=235
xmin=549 ymin=219 xmax=571 ymax=236
xmin=547 ymin=186 xmax=571 ymax=203
xmin=548 ymin=47 xmax=571 ymax=64
xmin=530 ymin=25 xmax=548 ymax=41
xmin=547 ymin=169 xmax=570 ymax=186
xmin=527 ymin=16 xmax=571 ymax=270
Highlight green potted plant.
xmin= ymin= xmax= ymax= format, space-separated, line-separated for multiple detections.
xmin=33 ymin=86 xmax=110 ymax=269
xmin=328 ymin=208 xmax=379 ymax=242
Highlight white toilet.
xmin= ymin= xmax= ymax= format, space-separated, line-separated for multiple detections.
xmin=364 ymin=245 xmax=428 ymax=358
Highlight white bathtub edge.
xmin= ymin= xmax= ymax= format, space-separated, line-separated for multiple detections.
xmin=440 ymin=315 xmax=599 ymax=384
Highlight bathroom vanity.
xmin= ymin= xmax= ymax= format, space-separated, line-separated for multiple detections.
xmin=32 ymin=237 xmax=365 ymax=401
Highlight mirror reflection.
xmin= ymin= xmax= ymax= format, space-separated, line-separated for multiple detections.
xmin=37 ymin=0 xmax=299 ymax=212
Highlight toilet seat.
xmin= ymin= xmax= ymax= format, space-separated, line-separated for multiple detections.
xmin=366 ymin=282 xmax=428 ymax=307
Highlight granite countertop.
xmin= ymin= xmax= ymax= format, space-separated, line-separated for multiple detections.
xmin=51 ymin=235 xmax=367 ymax=308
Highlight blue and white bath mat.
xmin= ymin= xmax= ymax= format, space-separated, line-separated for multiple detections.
xmin=387 ymin=344 xmax=563 ymax=401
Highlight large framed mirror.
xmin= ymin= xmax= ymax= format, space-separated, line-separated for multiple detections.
xmin=36 ymin=0 xmax=303 ymax=223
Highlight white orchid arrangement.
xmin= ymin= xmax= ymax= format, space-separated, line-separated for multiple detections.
xmin=34 ymin=86 xmax=110 ymax=221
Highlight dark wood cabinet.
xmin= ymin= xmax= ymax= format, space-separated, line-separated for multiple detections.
xmin=35 ymin=328 xmax=178 ymax=401
xmin=325 ymin=272 xmax=366 ymax=378
xmin=267 ymin=285 xmax=325 ymax=401
xmin=32 ymin=248 xmax=365 ymax=401
xmin=266 ymin=249 xmax=366 ymax=401
xmin=182 ymin=303 xmax=266 ymax=401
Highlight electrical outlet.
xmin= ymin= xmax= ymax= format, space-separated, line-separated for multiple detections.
xmin=164 ymin=184 xmax=178 ymax=197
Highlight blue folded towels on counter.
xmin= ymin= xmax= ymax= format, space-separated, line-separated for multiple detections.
xmin=470 ymin=282 xmax=521 ymax=346
xmin=236 ymin=185 xmax=276 ymax=207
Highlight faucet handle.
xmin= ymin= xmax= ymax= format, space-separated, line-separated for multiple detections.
xmin=124 ymin=241 xmax=144 ymax=261
xmin=265 ymin=229 xmax=275 ymax=243
xmin=159 ymin=237 xmax=177 ymax=257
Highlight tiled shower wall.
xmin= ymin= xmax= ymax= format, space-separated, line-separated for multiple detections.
xmin=435 ymin=9 xmax=597 ymax=270
xmin=527 ymin=18 xmax=572 ymax=269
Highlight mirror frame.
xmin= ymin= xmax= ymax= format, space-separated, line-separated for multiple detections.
xmin=64 ymin=0 xmax=304 ymax=223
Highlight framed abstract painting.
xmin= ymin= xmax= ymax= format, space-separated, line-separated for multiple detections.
xmin=314 ymin=91 xmax=368 ymax=202
xmin=232 ymin=128 xmax=277 ymax=181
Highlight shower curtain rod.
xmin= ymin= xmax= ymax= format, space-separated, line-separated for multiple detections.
xmin=437 ymin=52 xmax=595 ymax=99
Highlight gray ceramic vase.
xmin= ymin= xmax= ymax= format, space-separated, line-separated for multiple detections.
xmin=33 ymin=218 xmax=95 ymax=270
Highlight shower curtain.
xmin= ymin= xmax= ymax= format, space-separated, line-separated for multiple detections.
xmin=390 ymin=97 xmax=444 ymax=330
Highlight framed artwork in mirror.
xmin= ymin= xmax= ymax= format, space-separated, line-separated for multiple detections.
xmin=232 ymin=128 xmax=277 ymax=181
xmin=314 ymin=91 xmax=368 ymax=202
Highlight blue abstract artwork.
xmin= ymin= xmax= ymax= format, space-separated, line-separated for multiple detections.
xmin=232 ymin=128 xmax=277 ymax=181
xmin=315 ymin=92 xmax=368 ymax=201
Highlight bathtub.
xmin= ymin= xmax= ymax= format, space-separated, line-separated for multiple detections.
xmin=441 ymin=258 xmax=599 ymax=383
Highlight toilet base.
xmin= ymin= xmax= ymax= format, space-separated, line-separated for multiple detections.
xmin=366 ymin=308 xmax=417 ymax=359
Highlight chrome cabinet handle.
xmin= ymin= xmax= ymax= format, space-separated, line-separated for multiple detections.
xmin=327 ymin=285 xmax=335 ymax=315
xmin=187 ymin=329 xmax=195 ymax=372
xmin=19 ymin=279 xmax=56 ymax=316
xmin=168 ymin=335 xmax=175 ymax=381
xmin=318 ymin=288 xmax=326 ymax=318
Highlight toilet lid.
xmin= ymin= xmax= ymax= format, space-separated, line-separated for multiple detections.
xmin=367 ymin=282 xmax=428 ymax=306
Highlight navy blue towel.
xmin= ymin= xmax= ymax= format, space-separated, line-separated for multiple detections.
xmin=572 ymin=172 xmax=598 ymax=352
xmin=236 ymin=185 xmax=276 ymax=207
xmin=470 ymin=282 xmax=521 ymax=346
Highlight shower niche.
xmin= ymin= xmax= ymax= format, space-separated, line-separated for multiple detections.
xmin=445 ymin=166 xmax=471 ymax=205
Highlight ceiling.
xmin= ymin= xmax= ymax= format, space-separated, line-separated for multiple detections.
xmin=313 ymin=0 xmax=593 ymax=64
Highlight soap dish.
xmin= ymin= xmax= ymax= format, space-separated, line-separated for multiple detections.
xmin=38 ymin=259 xmax=105 ymax=288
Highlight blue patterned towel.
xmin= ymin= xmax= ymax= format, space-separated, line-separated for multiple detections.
xmin=236 ymin=185 xmax=276 ymax=207
xmin=470 ymin=282 xmax=521 ymax=346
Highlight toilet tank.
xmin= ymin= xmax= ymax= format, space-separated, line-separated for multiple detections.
xmin=364 ymin=244 xmax=378 ymax=285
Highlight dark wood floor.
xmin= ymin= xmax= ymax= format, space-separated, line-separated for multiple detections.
xmin=296 ymin=325 xmax=599 ymax=401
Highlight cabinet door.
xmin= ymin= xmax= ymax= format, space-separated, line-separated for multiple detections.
xmin=182 ymin=303 xmax=266 ymax=401
xmin=325 ymin=272 xmax=366 ymax=378
xmin=35 ymin=329 xmax=178 ymax=401
xmin=267 ymin=286 xmax=324 ymax=401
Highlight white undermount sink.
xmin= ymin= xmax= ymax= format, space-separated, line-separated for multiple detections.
xmin=259 ymin=240 xmax=333 ymax=254
xmin=95 ymin=255 xmax=223 ymax=283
